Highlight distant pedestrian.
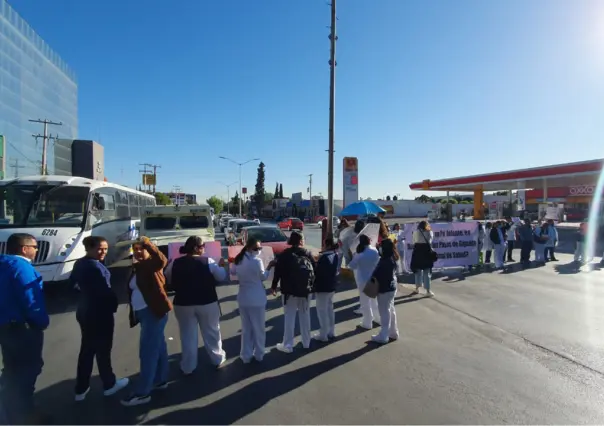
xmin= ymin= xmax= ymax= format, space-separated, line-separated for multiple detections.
xmin=393 ymin=223 xmax=407 ymax=274
xmin=71 ymin=236 xmax=129 ymax=402
xmin=544 ymin=219 xmax=558 ymax=261
xmin=165 ymin=236 xmax=228 ymax=372
xmin=533 ymin=222 xmax=549 ymax=264
xmin=233 ymin=237 xmax=274 ymax=363
xmin=489 ymin=221 xmax=505 ymax=269
xmin=313 ymin=236 xmax=339 ymax=342
xmin=483 ymin=222 xmax=493 ymax=264
xmin=0 ymin=233 xmax=50 ymax=424
xmin=410 ymin=221 xmax=436 ymax=296
xmin=517 ymin=219 xmax=534 ymax=267
xmin=371 ymin=239 xmax=400 ymax=344
xmin=271 ymin=231 xmax=316 ymax=353
xmin=504 ymin=217 xmax=518 ymax=262
xmin=121 ymin=237 xmax=172 ymax=407
xmin=574 ymin=222 xmax=587 ymax=263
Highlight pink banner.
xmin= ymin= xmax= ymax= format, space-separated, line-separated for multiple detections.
xmin=168 ymin=241 xmax=222 ymax=263
xmin=227 ymin=245 xmax=275 ymax=282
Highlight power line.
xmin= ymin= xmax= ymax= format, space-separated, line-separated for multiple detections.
xmin=29 ymin=118 xmax=62 ymax=175
xmin=9 ymin=158 xmax=25 ymax=178
xmin=139 ymin=163 xmax=161 ymax=193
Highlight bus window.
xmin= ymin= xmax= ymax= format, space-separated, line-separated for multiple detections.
xmin=145 ymin=217 xmax=176 ymax=230
xmin=179 ymin=215 xmax=209 ymax=229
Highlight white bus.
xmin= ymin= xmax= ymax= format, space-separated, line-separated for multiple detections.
xmin=0 ymin=175 xmax=156 ymax=285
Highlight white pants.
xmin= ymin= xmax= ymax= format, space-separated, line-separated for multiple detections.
xmin=281 ymin=295 xmax=311 ymax=350
xmin=238 ymin=305 xmax=266 ymax=362
xmin=357 ymin=280 xmax=379 ymax=328
xmin=574 ymin=242 xmax=584 ymax=262
xmin=376 ymin=290 xmax=399 ymax=341
xmin=493 ymin=243 xmax=505 ymax=268
xmin=315 ymin=292 xmax=335 ymax=339
xmin=174 ymin=303 xmax=226 ymax=372
xmin=534 ymin=243 xmax=546 ymax=262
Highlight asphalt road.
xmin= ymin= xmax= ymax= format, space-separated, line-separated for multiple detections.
xmin=19 ymin=229 xmax=604 ymax=424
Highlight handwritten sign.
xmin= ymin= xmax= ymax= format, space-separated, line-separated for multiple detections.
xmin=351 ymin=223 xmax=380 ymax=249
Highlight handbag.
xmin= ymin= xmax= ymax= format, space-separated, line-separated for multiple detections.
xmin=419 ymin=230 xmax=438 ymax=262
xmin=363 ymin=277 xmax=379 ymax=299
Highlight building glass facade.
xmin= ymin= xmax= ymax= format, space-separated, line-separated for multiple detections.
xmin=0 ymin=0 xmax=77 ymax=179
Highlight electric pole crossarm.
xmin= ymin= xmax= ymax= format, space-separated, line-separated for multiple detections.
xmin=29 ymin=118 xmax=62 ymax=175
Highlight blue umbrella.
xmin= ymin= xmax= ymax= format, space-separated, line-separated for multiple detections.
xmin=340 ymin=201 xmax=386 ymax=216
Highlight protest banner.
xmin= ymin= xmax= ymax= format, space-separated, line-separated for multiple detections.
xmin=403 ymin=222 xmax=479 ymax=270
xmin=227 ymin=245 xmax=275 ymax=282
xmin=168 ymin=240 xmax=222 ymax=263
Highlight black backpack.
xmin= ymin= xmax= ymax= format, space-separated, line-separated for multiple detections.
xmin=289 ymin=252 xmax=315 ymax=297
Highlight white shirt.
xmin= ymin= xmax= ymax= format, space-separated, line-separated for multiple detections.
xmin=164 ymin=256 xmax=227 ymax=285
xmin=413 ymin=229 xmax=433 ymax=244
xmin=129 ymin=276 xmax=147 ymax=311
xmin=233 ymin=253 xmax=270 ymax=307
xmin=348 ymin=246 xmax=380 ymax=288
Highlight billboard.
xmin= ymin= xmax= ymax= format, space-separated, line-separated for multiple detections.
xmin=343 ymin=157 xmax=359 ymax=208
xmin=142 ymin=174 xmax=156 ymax=185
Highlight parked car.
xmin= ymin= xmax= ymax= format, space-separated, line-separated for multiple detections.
xmin=277 ymin=217 xmax=304 ymax=231
xmin=224 ymin=218 xmax=246 ymax=241
xmin=316 ymin=216 xmax=341 ymax=228
xmin=240 ymin=226 xmax=290 ymax=256
xmin=228 ymin=220 xmax=259 ymax=245
xmin=220 ymin=214 xmax=234 ymax=232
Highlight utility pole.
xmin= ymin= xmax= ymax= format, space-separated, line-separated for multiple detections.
xmin=139 ymin=163 xmax=160 ymax=193
xmin=9 ymin=158 xmax=25 ymax=178
xmin=308 ymin=173 xmax=313 ymax=217
xmin=172 ymin=185 xmax=182 ymax=205
xmin=218 ymin=156 xmax=260 ymax=217
xmin=326 ymin=0 xmax=337 ymax=232
xmin=29 ymin=118 xmax=62 ymax=175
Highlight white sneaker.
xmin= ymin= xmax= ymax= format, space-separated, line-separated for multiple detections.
xmin=312 ymin=333 xmax=329 ymax=342
xmin=74 ymin=387 xmax=90 ymax=402
xmin=371 ymin=335 xmax=389 ymax=344
xmin=276 ymin=343 xmax=293 ymax=353
xmin=426 ymin=291 xmax=435 ymax=297
xmin=104 ymin=377 xmax=129 ymax=396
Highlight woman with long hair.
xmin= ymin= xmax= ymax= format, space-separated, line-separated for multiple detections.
xmin=121 ymin=236 xmax=171 ymax=407
xmin=233 ymin=237 xmax=274 ymax=363
xmin=71 ymin=236 xmax=128 ymax=402
xmin=348 ymin=234 xmax=380 ymax=329
xmin=165 ymin=236 xmax=227 ymax=373
xmin=371 ymin=238 xmax=400 ymax=343
xmin=313 ymin=236 xmax=340 ymax=342
xmin=410 ymin=221 xmax=435 ymax=297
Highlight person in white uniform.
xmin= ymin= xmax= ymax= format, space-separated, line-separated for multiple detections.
xmin=348 ymin=234 xmax=380 ymax=329
xmin=232 ymin=237 xmax=274 ymax=363
xmin=489 ymin=221 xmax=505 ymax=269
xmin=164 ymin=236 xmax=227 ymax=373
xmin=392 ymin=223 xmax=406 ymax=275
xmin=271 ymin=232 xmax=316 ymax=353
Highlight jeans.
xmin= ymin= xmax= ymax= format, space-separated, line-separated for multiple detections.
xmin=545 ymin=246 xmax=556 ymax=260
xmin=520 ymin=240 xmax=532 ymax=264
xmin=134 ymin=308 xmax=169 ymax=396
xmin=414 ymin=268 xmax=431 ymax=292
xmin=75 ymin=312 xmax=116 ymax=394
xmin=0 ymin=325 xmax=44 ymax=424
xmin=506 ymin=240 xmax=515 ymax=261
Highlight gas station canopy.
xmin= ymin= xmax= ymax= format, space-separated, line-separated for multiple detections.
xmin=409 ymin=159 xmax=604 ymax=193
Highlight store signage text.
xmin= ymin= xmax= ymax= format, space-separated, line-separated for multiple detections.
xmin=568 ymin=185 xmax=595 ymax=196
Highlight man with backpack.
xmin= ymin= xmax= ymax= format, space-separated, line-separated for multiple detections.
xmin=271 ymin=231 xmax=316 ymax=353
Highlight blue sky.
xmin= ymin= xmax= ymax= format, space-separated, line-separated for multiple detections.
xmin=10 ymin=0 xmax=604 ymax=201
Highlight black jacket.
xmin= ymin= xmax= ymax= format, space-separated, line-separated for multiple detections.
xmin=172 ymin=256 xmax=218 ymax=306
xmin=71 ymin=257 xmax=118 ymax=319
xmin=489 ymin=228 xmax=503 ymax=245
xmin=271 ymin=247 xmax=315 ymax=295
xmin=410 ymin=243 xmax=434 ymax=272
xmin=372 ymin=257 xmax=397 ymax=293
xmin=314 ymin=249 xmax=339 ymax=293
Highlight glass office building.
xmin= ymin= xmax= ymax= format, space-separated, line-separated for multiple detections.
xmin=0 ymin=0 xmax=78 ymax=179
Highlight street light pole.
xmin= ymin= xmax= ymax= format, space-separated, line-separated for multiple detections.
xmin=219 ymin=156 xmax=260 ymax=217
xmin=218 ymin=180 xmax=238 ymax=214
xmin=326 ymin=0 xmax=337 ymax=232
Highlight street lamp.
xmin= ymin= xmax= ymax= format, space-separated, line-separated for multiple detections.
xmin=217 ymin=180 xmax=238 ymax=214
xmin=218 ymin=156 xmax=260 ymax=216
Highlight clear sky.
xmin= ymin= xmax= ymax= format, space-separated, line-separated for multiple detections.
xmin=9 ymin=0 xmax=604 ymax=202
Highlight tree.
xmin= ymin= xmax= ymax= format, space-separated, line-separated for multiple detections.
xmin=254 ymin=162 xmax=266 ymax=212
xmin=386 ymin=195 xmax=391 ymax=201
xmin=206 ymin=195 xmax=223 ymax=214
xmin=231 ymin=191 xmax=240 ymax=208
xmin=415 ymin=194 xmax=431 ymax=203
xmin=155 ymin=193 xmax=172 ymax=205
xmin=393 ymin=195 xmax=398 ymax=201
xmin=274 ymin=182 xmax=279 ymax=198
xmin=278 ymin=183 xmax=283 ymax=198
xmin=264 ymin=192 xmax=274 ymax=202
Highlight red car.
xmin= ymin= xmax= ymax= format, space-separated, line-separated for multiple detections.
xmin=240 ymin=226 xmax=290 ymax=256
xmin=277 ymin=217 xmax=304 ymax=231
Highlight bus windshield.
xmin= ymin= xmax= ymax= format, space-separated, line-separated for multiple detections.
xmin=0 ymin=184 xmax=90 ymax=228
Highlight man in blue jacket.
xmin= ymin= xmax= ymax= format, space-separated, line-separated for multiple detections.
xmin=0 ymin=233 xmax=50 ymax=424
